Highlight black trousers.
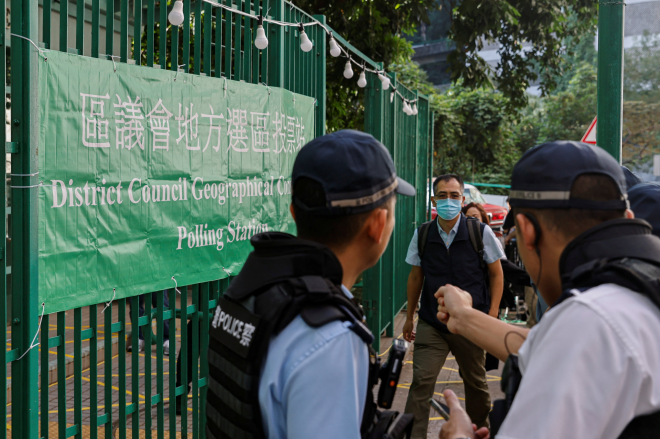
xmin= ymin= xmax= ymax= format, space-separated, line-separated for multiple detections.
xmin=176 ymin=319 xmax=197 ymax=393
xmin=128 ymin=290 xmax=171 ymax=341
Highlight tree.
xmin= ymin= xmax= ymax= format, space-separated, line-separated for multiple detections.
xmin=447 ymin=0 xmax=598 ymax=109
xmin=624 ymin=32 xmax=660 ymax=104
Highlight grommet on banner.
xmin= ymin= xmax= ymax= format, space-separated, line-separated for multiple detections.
xmin=171 ymin=276 xmax=182 ymax=294
xmin=101 ymin=288 xmax=116 ymax=314
xmin=260 ymin=82 xmax=271 ymax=95
xmin=174 ymin=64 xmax=186 ymax=82
xmin=16 ymin=302 xmax=46 ymax=361
xmin=109 ymin=55 xmax=120 ymax=73
xmin=223 ymin=78 xmax=228 ymax=98
xmin=221 ymin=267 xmax=231 ymax=276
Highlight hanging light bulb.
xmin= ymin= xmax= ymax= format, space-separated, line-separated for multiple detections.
xmin=168 ymin=0 xmax=185 ymax=26
xmin=390 ymin=91 xmax=395 ymax=103
xmin=403 ymin=100 xmax=412 ymax=115
xmin=254 ymin=16 xmax=268 ymax=50
xmin=329 ymin=36 xmax=341 ymax=57
xmin=357 ymin=70 xmax=367 ymax=88
xmin=299 ymin=24 xmax=313 ymax=52
xmin=343 ymin=60 xmax=354 ymax=79
xmin=378 ymin=73 xmax=390 ymax=90
xmin=412 ymin=103 xmax=418 ymax=115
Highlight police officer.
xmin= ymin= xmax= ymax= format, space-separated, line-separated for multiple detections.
xmin=434 ymin=141 xmax=660 ymax=439
xmin=403 ymin=174 xmax=504 ymax=437
xmin=205 ymin=130 xmax=416 ymax=439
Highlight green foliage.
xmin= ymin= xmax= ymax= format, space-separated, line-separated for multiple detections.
xmin=624 ymin=32 xmax=660 ymax=104
xmin=447 ymin=0 xmax=598 ymax=109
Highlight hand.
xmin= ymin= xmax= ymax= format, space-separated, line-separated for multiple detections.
xmin=435 ymin=285 xmax=472 ymax=333
xmin=402 ymin=318 xmax=416 ymax=342
xmin=438 ymin=390 xmax=489 ymax=439
xmin=488 ymin=308 xmax=499 ymax=318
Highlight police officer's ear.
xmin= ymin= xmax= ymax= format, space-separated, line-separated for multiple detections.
xmin=625 ymin=208 xmax=635 ymax=219
xmin=289 ymin=203 xmax=296 ymax=221
xmin=365 ymin=206 xmax=390 ymax=245
xmin=516 ymin=213 xmax=541 ymax=253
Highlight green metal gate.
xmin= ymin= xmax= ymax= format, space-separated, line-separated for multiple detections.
xmin=2 ymin=0 xmax=433 ymax=435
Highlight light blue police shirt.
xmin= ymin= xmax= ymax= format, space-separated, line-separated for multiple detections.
xmin=259 ymin=285 xmax=369 ymax=439
xmin=405 ymin=217 xmax=505 ymax=266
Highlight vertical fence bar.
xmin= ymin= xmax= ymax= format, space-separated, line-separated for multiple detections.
xmin=312 ymin=14 xmax=325 ymax=138
xmin=0 ymin=0 xmax=7 ymax=430
xmin=144 ymin=292 xmax=153 ymax=438
xmin=10 ymin=0 xmax=40 ymax=430
xmin=147 ymin=0 xmax=155 ymax=66
xmin=160 ymin=0 xmax=168 ymax=68
xmin=199 ymin=282 xmax=210 ymax=435
xmin=89 ymin=305 xmax=98 ymax=439
xmin=180 ymin=284 xmax=189 ymax=436
xmin=194 ymin=0 xmax=202 ymax=73
xmin=57 ymin=312 xmax=67 ymax=439
xmin=104 ymin=301 xmax=114 ymax=439
xmin=182 ymin=0 xmax=191 ymax=71
xmin=118 ymin=298 xmax=127 ymax=439
xmin=121 ymin=0 xmax=128 ymax=62
xmin=74 ymin=308 xmax=83 ymax=439
xmin=106 ymin=0 xmax=115 ymax=56
xmin=224 ymin=0 xmax=233 ymax=79
xmin=156 ymin=291 xmax=165 ymax=439
xmin=76 ymin=0 xmax=85 ymax=54
xmin=168 ymin=288 xmax=177 ymax=434
xmin=242 ymin=0 xmax=251 ymax=82
xmin=134 ymin=0 xmax=143 ymax=64
xmin=92 ymin=0 xmax=100 ymax=57
xmin=40 ymin=314 xmax=50 ymax=439
xmin=233 ymin=0 xmax=243 ymax=79
xmin=130 ymin=295 xmax=140 ymax=436
xmin=60 ymin=0 xmax=68 ymax=50
xmin=171 ymin=3 xmax=180 ymax=70
xmin=267 ymin=0 xmax=283 ymax=86
xmin=203 ymin=1 xmax=212 ymax=75
xmin=214 ymin=7 xmax=222 ymax=76
xmin=191 ymin=284 xmax=200 ymax=439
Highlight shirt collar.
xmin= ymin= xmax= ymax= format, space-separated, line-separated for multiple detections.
xmin=436 ymin=214 xmax=462 ymax=236
xmin=341 ymin=284 xmax=354 ymax=299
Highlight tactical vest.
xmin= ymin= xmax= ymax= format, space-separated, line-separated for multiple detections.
xmin=490 ymin=219 xmax=660 ymax=438
xmin=418 ymin=215 xmax=490 ymax=333
xmin=205 ymin=232 xmax=412 ymax=439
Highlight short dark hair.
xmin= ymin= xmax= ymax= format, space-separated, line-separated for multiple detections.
xmin=292 ymin=177 xmax=391 ymax=248
xmin=513 ymin=173 xmax=626 ymax=240
xmin=433 ymin=174 xmax=464 ymax=195
xmin=462 ymin=202 xmax=489 ymax=224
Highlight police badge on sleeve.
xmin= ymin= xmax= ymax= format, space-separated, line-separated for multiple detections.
xmin=210 ymin=296 xmax=262 ymax=359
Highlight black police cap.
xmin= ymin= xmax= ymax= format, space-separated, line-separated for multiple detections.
xmin=509 ymin=141 xmax=627 ymax=211
xmin=292 ymin=130 xmax=416 ymax=216
xmin=628 ymin=182 xmax=660 ymax=238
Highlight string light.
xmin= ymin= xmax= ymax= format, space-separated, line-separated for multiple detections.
xmin=357 ymin=70 xmax=367 ymax=88
xmin=299 ymin=24 xmax=313 ymax=52
xmin=166 ymin=0 xmax=420 ymax=118
xmin=254 ymin=16 xmax=268 ymax=50
xmin=343 ymin=60 xmax=354 ymax=79
xmin=329 ymin=37 xmax=341 ymax=57
xmin=168 ymin=0 xmax=185 ymax=26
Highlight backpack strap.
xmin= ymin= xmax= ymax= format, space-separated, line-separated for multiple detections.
xmin=417 ymin=221 xmax=434 ymax=260
xmin=466 ymin=217 xmax=487 ymax=275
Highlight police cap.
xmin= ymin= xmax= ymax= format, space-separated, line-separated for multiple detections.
xmin=292 ymin=129 xmax=416 ymax=216
xmin=509 ymin=141 xmax=627 ymax=211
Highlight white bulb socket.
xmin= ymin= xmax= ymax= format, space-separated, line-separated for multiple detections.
xmin=168 ymin=0 xmax=185 ymax=26
xmin=329 ymin=37 xmax=341 ymax=57
xmin=379 ymin=73 xmax=390 ymax=90
xmin=412 ymin=103 xmax=418 ymax=115
xmin=343 ymin=61 xmax=354 ymax=79
xmin=300 ymin=30 xmax=313 ymax=52
xmin=255 ymin=25 xmax=268 ymax=50
xmin=357 ymin=71 xmax=367 ymax=88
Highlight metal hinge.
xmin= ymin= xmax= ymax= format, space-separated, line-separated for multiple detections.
xmin=6 ymin=142 xmax=18 ymax=153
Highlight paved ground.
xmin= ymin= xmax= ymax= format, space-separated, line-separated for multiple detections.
xmin=7 ymin=303 xmax=504 ymax=439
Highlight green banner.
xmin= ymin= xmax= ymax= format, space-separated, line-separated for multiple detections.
xmin=38 ymin=51 xmax=315 ymax=314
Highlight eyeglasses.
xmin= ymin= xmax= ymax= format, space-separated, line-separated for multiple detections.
xmin=434 ymin=193 xmax=463 ymax=200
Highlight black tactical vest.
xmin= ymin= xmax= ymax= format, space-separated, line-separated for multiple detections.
xmin=491 ymin=219 xmax=660 ymax=438
xmin=205 ymin=232 xmax=411 ymax=439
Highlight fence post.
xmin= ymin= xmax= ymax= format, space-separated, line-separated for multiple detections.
xmin=596 ymin=0 xmax=625 ymax=163
xmin=10 ymin=0 xmax=40 ymax=435
xmin=313 ymin=14 xmax=326 ymax=138
xmin=268 ymin=0 xmax=285 ymax=87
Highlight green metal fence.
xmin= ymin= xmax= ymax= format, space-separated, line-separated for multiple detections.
xmin=3 ymin=0 xmax=433 ymax=435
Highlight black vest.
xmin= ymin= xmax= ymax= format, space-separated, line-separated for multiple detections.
xmin=419 ymin=215 xmax=489 ymax=333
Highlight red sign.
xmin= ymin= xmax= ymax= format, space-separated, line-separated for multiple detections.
xmin=581 ymin=117 xmax=597 ymax=144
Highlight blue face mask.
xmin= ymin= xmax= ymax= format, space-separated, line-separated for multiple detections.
xmin=435 ymin=198 xmax=462 ymax=220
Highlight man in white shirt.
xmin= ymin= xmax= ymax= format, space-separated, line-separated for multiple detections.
xmin=433 ymin=141 xmax=660 ymax=439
